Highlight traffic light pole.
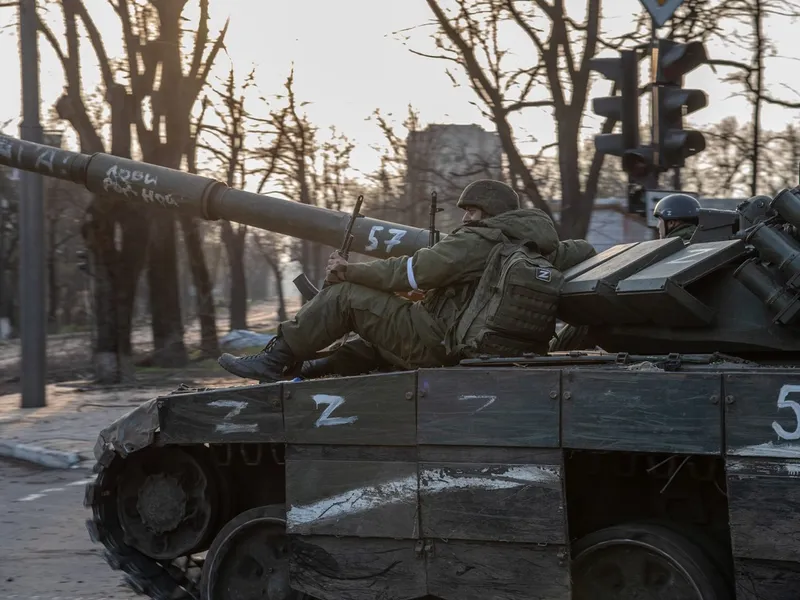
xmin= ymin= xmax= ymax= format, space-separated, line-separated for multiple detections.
xmin=648 ymin=19 xmax=658 ymax=177
xmin=590 ymin=17 xmax=707 ymax=221
xmin=19 ymin=0 xmax=47 ymax=408
xmin=672 ymin=168 xmax=681 ymax=190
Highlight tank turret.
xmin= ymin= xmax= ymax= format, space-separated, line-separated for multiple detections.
xmin=0 ymin=134 xmax=430 ymax=259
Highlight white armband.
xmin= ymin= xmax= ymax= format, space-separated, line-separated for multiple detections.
xmin=406 ymin=257 xmax=419 ymax=290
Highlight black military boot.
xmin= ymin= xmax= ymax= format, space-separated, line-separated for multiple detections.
xmin=299 ymin=357 xmax=337 ymax=379
xmin=218 ymin=336 xmax=297 ymax=382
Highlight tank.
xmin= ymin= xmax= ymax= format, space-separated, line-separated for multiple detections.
xmin=3 ymin=133 xmax=800 ymax=599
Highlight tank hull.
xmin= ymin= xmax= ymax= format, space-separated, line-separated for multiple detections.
xmin=86 ymin=356 xmax=800 ymax=599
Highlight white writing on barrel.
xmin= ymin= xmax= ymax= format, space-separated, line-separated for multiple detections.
xmin=0 ymin=138 xmax=12 ymax=159
xmin=34 ymin=148 xmax=56 ymax=172
xmin=365 ymin=226 xmax=408 ymax=253
xmin=103 ymin=164 xmax=178 ymax=207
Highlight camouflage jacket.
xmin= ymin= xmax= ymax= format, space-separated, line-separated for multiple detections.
xmin=342 ymin=209 xmax=597 ymax=351
xmin=668 ymin=223 xmax=697 ymax=242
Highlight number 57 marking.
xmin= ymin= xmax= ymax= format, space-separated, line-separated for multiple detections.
xmin=773 ymin=384 xmax=800 ymax=441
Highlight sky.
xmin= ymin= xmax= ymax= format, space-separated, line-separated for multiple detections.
xmin=0 ymin=0 xmax=798 ymax=181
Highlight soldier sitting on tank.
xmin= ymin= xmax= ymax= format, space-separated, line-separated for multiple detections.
xmin=654 ymin=193 xmax=701 ymax=242
xmin=218 ymin=179 xmax=597 ymax=382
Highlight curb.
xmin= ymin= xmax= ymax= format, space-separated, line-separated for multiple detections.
xmin=0 ymin=440 xmax=88 ymax=469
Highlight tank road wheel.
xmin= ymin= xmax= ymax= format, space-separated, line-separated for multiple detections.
xmin=571 ymin=523 xmax=731 ymax=600
xmin=200 ymin=505 xmax=306 ymax=600
xmin=116 ymin=446 xmax=219 ymax=560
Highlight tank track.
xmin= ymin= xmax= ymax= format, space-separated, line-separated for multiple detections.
xmin=84 ymin=453 xmax=202 ymax=600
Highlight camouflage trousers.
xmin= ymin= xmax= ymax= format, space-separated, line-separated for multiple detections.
xmin=278 ymin=282 xmax=452 ymax=371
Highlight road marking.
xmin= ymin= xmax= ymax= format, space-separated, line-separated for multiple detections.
xmin=15 ymin=475 xmax=96 ymax=502
xmin=67 ymin=477 xmax=96 ymax=487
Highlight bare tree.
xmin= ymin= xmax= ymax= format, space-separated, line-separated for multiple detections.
xmin=251 ymin=69 xmax=322 ymax=282
xmin=318 ymin=126 xmax=355 ymax=212
xmin=703 ymin=0 xmax=800 ymax=195
xmin=36 ymin=0 xmax=227 ymax=378
xmin=415 ymin=0 xmax=627 ymax=238
xmin=682 ymin=118 xmax=752 ymax=197
xmin=250 ymin=233 xmax=289 ymax=322
xmin=197 ymin=68 xmax=255 ymax=331
xmin=182 ymin=98 xmax=219 ymax=358
xmin=408 ymin=0 xmax=799 ymax=236
xmin=367 ymin=106 xmax=504 ymax=230
xmin=579 ymin=140 xmax=626 ymax=199
xmin=364 ymin=105 xmax=420 ymax=223
xmin=43 ymin=178 xmax=88 ymax=330
xmin=759 ymin=122 xmax=800 ymax=194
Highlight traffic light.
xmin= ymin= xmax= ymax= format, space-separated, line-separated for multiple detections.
xmin=653 ymin=39 xmax=708 ymax=169
xmin=590 ymin=49 xmax=639 ymax=158
xmin=622 ymin=146 xmax=656 ymax=215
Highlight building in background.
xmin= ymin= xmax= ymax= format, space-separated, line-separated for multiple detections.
xmin=405 ymin=124 xmax=504 ymax=233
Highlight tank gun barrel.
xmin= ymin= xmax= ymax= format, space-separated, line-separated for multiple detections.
xmin=0 ymin=135 xmax=430 ymax=258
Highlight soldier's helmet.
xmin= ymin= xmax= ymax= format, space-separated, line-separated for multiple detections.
xmin=653 ymin=193 xmax=701 ymax=222
xmin=457 ymin=180 xmax=520 ymax=217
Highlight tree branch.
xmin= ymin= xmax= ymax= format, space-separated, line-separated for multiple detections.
xmin=73 ymin=0 xmax=115 ymax=93
xmin=425 ymin=0 xmax=552 ymax=218
xmin=190 ymin=18 xmax=229 ymax=101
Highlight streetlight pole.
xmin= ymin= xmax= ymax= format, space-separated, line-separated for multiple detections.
xmin=19 ymin=0 xmax=46 ymax=408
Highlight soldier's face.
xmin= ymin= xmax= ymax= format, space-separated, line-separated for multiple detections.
xmin=462 ymin=207 xmax=484 ymax=223
xmin=657 ymin=218 xmax=667 ymax=239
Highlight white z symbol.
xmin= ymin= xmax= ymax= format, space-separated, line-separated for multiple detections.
xmin=313 ymin=394 xmax=358 ymax=427
xmin=209 ymin=399 xmax=258 ymax=433
xmin=668 ymin=247 xmax=714 ymax=265
xmin=773 ymin=385 xmax=800 ymax=441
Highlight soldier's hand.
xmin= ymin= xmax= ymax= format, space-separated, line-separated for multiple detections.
xmin=397 ymin=290 xmax=426 ymax=301
xmin=325 ymin=264 xmax=347 ymax=285
xmin=325 ymin=252 xmax=348 ymax=285
xmin=327 ymin=252 xmax=348 ymax=272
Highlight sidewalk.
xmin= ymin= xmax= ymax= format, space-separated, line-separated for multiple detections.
xmin=0 ymin=369 xmax=241 ymax=470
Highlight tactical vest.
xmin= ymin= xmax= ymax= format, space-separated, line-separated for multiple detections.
xmin=450 ymin=239 xmax=563 ymax=358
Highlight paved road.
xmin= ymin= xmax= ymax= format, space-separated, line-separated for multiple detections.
xmin=0 ymin=458 xmax=143 ymax=600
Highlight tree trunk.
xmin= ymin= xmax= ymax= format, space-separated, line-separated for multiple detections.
xmin=146 ymin=215 xmax=188 ymax=367
xmin=220 ymin=221 xmax=248 ymax=331
xmin=269 ymin=261 xmax=287 ymax=322
xmin=82 ymin=200 xmax=144 ymax=383
xmin=556 ymin=126 xmax=589 ymax=239
xmin=179 ymin=214 xmax=219 ymax=357
xmin=220 ymin=221 xmax=247 ymax=330
xmin=228 ymin=251 xmax=247 ymax=330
